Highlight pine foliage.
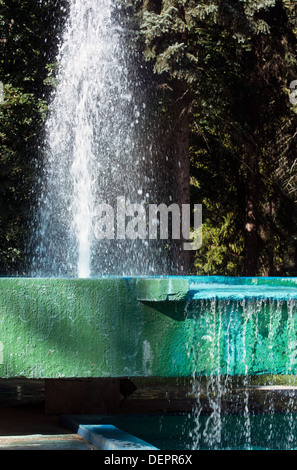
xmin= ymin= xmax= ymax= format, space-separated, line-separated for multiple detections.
xmin=134 ymin=0 xmax=297 ymax=275
xmin=0 ymin=0 xmax=68 ymax=274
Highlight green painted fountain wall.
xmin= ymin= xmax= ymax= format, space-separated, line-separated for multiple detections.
xmin=0 ymin=276 xmax=296 ymax=378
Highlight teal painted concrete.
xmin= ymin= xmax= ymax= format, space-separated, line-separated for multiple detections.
xmin=0 ymin=276 xmax=296 ymax=378
xmin=76 ymin=424 xmax=158 ymax=450
xmin=62 ymin=415 xmax=159 ymax=450
xmin=62 ymin=415 xmax=158 ymax=450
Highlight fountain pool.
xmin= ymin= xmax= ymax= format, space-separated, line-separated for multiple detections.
xmin=1 ymin=276 xmax=297 ymax=449
xmin=62 ymin=411 xmax=297 ymax=450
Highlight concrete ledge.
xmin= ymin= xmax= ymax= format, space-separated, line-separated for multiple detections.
xmin=136 ymin=278 xmax=189 ymax=302
xmin=61 ymin=415 xmax=158 ymax=450
xmin=1 ymin=276 xmax=297 ymax=378
xmin=0 ymin=434 xmax=97 ymax=450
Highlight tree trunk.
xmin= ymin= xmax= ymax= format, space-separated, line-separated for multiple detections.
xmin=171 ymin=79 xmax=191 ymax=274
xmin=243 ymin=153 xmax=258 ymax=276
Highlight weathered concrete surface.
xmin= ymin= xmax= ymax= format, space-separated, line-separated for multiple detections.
xmin=0 ymin=276 xmax=296 ymax=378
xmin=0 ymin=277 xmax=191 ymax=378
xmin=0 ymin=434 xmax=98 ymax=450
xmin=136 ymin=277 xmax=189 ymax=301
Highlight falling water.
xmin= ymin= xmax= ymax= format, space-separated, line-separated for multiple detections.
xmin=185 ymin=296 xmax=297 ymax=450
xmin=31 ymin=0 xmax=171 ymax=277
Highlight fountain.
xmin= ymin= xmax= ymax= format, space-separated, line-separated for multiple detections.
xmin=1 ymin=0 xmax=297 ymax=451
xmin=30 ymin=0 xmax=173 ymax=278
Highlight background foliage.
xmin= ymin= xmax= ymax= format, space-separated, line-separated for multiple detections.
xmin=134 ymin=0 xmax=297 ymax=275
xmin=0 ymin=0 xmax=67 ymax=274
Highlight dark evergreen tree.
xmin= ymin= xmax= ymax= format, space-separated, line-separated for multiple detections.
xmin=0 ymin=0 xmax=68 ymax=274
xmin=133 ymin=0 xmax=297 ymax=275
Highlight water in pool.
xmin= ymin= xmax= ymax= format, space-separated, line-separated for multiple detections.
xmin=72 ymin=411 xmax=297 ymax=450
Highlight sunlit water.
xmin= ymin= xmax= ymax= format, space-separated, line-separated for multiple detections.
xmin=184 ymin=291 xmax=297 ymax=450
xmin=31 ymin=0 xmax=171 ymax=277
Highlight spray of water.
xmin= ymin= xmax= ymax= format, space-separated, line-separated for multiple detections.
xmin=31 ymin=0 xmax=171 ymax=277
